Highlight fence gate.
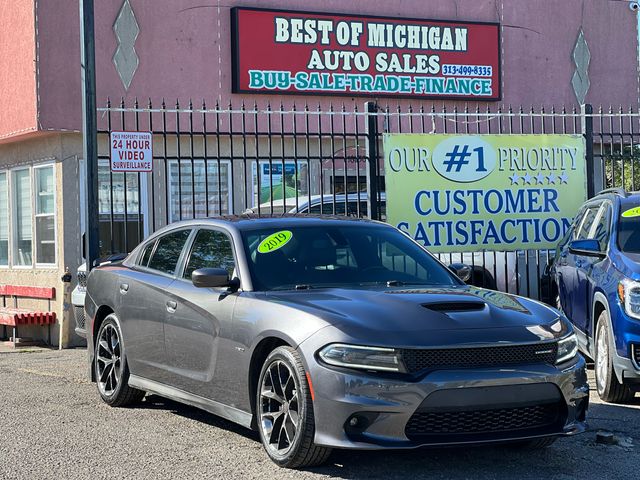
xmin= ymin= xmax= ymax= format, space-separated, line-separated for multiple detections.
xmin=95 ymin=100 xmax=637 ymax=301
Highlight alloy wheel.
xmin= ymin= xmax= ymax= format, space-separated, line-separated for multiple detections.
xmin=260 ymin=360 xmax=301 ymax=455
xmin=596 ymin=323 xmax=609 ymax=395
xmin=96 ymin=323 xmax=122 ymax=397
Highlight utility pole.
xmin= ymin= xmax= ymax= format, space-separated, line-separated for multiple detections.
xmin=80 ymin=0 xmax=100 ymax=270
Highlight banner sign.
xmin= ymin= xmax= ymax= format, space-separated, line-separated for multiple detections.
xmin=384 ymin=134 xmax=587 ymax=252
xmin=110 ymin=131 xmax=153 ymax=172
xmin=231 ymin=7 xmax=500 ymax=100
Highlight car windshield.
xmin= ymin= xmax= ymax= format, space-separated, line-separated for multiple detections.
xmin=241 ymin=224 xmax=460 ymax=291
xmin=617 ymin=204 xmax=640 ymax=253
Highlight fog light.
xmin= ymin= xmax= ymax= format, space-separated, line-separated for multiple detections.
xmin=344 ymin=412 xmax=379 ymax=436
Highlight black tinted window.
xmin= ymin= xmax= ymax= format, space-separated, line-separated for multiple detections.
xmin=242 ymin=224 xmax=458 ymax=291
xmin=184 ymin=230 xmax=236 ymax=279
xmin=618 ymin=204 xmax=640 ymax=253
xmin=590 ymin=205 xmax=611 ymax=251
xmin=139 ymin=242 xmax=155 ymax=267
xmin=575 ymin=206 xmax=600 ymax=240
xmin=147 ymin=230 xmax=191 ymax=275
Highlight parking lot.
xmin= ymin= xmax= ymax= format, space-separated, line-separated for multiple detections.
xmin=0 ymin=347 xmax=638 ymax=480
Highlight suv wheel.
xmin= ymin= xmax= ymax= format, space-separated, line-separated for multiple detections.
xmin=95 ymin=314 xmax=145 ymax=407
xmin=594 ymin=311 xmax=635 ymax=403
xmin=257 ymin=346 xmax=332 ymax=468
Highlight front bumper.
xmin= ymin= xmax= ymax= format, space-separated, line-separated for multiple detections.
xmin=303 ymin=349 xmax=588 ymax=450
xmin=610 ymin=304 xmax=640 ymax=384
xmin=71 ymin=286 xmax=87 ymax=338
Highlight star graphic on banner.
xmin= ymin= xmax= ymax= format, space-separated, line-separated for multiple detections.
xmin=522 ymin=172 xmax=532 ymax=184
xmin=535 ymin=172 xmax=546 ymax=184
xmin=547 ymin=172 xmax=557 ymax=184
xmin=558 ymin=171 xmax=569 ymax=184
xmin=509 ymin=173 xmax=520 ymax=185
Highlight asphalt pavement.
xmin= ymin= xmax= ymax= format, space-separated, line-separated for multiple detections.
xmin=0 ymin=347 xmax=638 ymax=480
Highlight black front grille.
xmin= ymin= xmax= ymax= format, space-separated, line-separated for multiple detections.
xmin=633 ymin=344 xmax=640 ymax=369
xmin=423 ymin=302 xmax=486 ymax=312
xmin=74 ymin=306 xmax=86 ymax=331
xmin=405 ymin=403 xmax=562 ymax=439
xmin=401 ymin=343 xmax=558 ymax=373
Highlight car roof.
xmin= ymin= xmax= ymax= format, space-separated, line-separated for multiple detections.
xmin=593 ymin=188 xmax=640 ymax=201
xmin=160 ymin=214 xmax=384 ymax=232
xmin=247 ymin=192 xmax=386 ymax=212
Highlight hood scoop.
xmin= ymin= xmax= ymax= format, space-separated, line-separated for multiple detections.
xmin=422 ymin=301 xmax=486 ymax=313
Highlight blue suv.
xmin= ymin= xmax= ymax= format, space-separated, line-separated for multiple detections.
xmin=552 ymin=188 xmax=640 ymax=403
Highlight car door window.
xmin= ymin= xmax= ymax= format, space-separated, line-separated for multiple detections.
xmin=589 ymin=204 xmax=611 ymax=251
xmin=184 ymin=229 xmax=236 ymax=279
xmin=575 ymin=205 xmax=600 ymax=240
xmin=146 ymin=229 xmax=191 ymax=275
xmin=138 ymin=241 xmax=155 ymax=267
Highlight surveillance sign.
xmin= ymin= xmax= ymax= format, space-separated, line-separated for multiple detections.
xmin=384 ymin=134 xmax=587 ymax=252
xmin=110 ymin=131 xmax=153 ymax=172
xmin=231 ymin=7 xmax=500 ymax=100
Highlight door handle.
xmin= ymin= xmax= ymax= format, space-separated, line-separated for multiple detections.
xmin=166 ymin=300 xmax=177 ymax=313
xmin=119 ymin=283 xmax=129 ymax=294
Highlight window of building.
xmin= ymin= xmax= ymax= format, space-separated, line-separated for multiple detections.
xmin=0 ymin=173 xmax=8 ymax=266
xmin=34 ymin=165 xmax=56 ymax=265
xmin=183 ymin=229 xmax=235 ymax=279
xmin=12 ymin=168 xmax=32 ymax=266
xmin=168 ymin=160 xmax=232 ymax=222
xmin=97 ymin=160 xmax=148 ymax=257
xmin=147 ymin=229 xmax=191 ymax=275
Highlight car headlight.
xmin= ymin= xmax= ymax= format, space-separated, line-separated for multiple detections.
xmin=556 ymin=333 xmax=579 ymax=364
xmin=618 ymin=278 xmax=640 ymax=320
xmin=318 ymin=344 xmax=404 ymax=372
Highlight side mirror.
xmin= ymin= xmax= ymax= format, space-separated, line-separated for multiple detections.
xmin=192 ymin=268 xmax=239 ymax=289
xmin=449 ymin=263 xmax=472 ymax=282
xmin=568 ymin=239 xmax=604 ymax=258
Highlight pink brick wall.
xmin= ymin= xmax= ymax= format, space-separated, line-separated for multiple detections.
xmin=2 ymin=0 xmax=639 ymax=140
xmin=0 ymin=0 xmax=37 ymax=142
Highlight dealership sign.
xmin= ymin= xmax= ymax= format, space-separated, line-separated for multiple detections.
xmin=110 ymin=131 xmax=153 ymax=172
xmin=231 ymin=8 xmax=500 ymax=100
xmin=384 ymin=134 xmax=587 ymax=252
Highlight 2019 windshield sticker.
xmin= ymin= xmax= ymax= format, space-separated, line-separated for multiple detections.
xmin=622 ymin=206 xmax=640 ymax=218
xmin=258 ymin=230 xmax=293 ymax=253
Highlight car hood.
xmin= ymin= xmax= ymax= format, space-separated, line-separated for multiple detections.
xmin=611 ymin=250 xmax=640 ymax=280
xmin=265 ymin=285 xmax=567 ymax=348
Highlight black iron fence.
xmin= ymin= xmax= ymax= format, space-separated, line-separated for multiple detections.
xmin=95 ymin=100 xmax=639 ymax=301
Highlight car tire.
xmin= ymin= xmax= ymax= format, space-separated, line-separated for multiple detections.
xmin=94 ymin=314 xmax=145 ymax=407
xmin=256 ymin=346 xmax=332 ymax=468
xmin=594 ymin=311 xmax=635 ymax=404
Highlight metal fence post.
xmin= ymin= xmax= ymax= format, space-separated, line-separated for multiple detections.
xmin=365 ymin=102 xmax=380 ymax=220
xmin=80 ymin=0 xmax=100 ymax=270
xmin=584 ymin=103 xmax=595 ymax=198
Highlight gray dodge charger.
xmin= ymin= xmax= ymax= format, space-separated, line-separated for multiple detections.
xmin=85 ymin=216 xmax=588 ymax=468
